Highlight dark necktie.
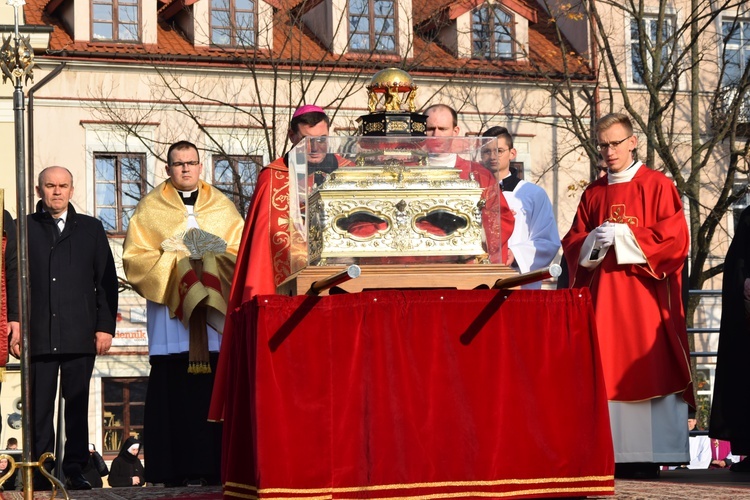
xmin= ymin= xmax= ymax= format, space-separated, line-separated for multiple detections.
xmin=54 ymin=218 xmax=63 ymax=236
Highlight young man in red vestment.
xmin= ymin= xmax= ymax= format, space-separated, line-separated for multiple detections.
xmin=209 ymin=105 xmax=351 ymax=422
xmin=561 ymin=113 xmax=693 ymax=478
xmin=424 ymin=104 xmax=514 ymax=263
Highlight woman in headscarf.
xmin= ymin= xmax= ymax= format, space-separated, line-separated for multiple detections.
xmin=108 ymin=437 xmax=145 ymax=487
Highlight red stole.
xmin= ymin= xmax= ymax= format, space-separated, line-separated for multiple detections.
xmin=0 ymin=237 xmax=8 ymax=368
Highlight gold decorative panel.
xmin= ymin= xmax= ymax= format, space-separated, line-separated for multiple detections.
xmin=307 ymin=166 xmax=485 ymax=264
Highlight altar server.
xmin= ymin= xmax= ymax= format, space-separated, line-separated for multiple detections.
xmin=562 ymin=113 xmax=692 ymax=478
xmin=481 ymin=126 xmax=560 ymax=288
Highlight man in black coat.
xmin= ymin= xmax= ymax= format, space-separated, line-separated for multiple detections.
xmin=12 ymin=166 xmax=118 ymax=490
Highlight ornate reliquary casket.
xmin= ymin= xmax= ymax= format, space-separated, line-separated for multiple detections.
xmin=288 ymin=135 xmax=501 ymax=268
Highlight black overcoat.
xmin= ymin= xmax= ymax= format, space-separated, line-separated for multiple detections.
xmin=710 ymin=205 xmax=750 ymax=445
xmin=27 ymin=203 xmax=118 ymax=356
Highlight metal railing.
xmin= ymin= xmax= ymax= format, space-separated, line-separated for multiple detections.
xmin=687 ymin=289 xmax=721 ymax=435
xmin=688 ymin=289 xmax=720 ymax=358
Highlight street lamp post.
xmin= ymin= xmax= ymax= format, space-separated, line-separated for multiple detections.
xmin=0 ymin=1 xmax=67 ymax=498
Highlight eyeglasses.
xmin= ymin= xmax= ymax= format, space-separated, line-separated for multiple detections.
xmin=596 ymin=136 xmax=632 ymax=152
xmin=482 ymin=148 xmax=510 ymax=155
xmin=170 ymin=160 xmax=200 ymax=168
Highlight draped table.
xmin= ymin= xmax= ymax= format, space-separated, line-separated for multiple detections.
xmin=220 ymin=288 xmax=614 ymax=499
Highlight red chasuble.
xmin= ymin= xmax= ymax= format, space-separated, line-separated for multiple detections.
xmin=209 ymin=155 xmax=349 ymax=421
xmin=562 ymin=166 xmax=693 ymax=406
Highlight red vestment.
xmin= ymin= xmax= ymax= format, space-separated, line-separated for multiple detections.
xmin=209 ymin=155 xmax=349 ymax=421
xmin=455 ymin=157 xmax=514 ymax=263
xmin=561 ymin=166 xmax=693 ymax=405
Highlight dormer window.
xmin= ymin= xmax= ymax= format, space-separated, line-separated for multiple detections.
xmin=349 ymin=0 xmax=397 ymax=53
xmin=210 ymin=0 xmax=257 ymax=47
xmin=472 ymin=3 xmax=514 ymax=59
xmin=92 ymin=0 xmax=139 ymax=42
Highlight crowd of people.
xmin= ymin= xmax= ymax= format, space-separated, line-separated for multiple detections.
xmin=0 ymin=104 xmax=746 ymax=491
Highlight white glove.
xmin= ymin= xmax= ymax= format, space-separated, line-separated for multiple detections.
xmin=594 ymin=222 xmax=615 ymax=249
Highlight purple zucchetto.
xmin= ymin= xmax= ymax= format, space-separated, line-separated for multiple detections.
xmin=292 ymin=105 xmax=325 ymax=118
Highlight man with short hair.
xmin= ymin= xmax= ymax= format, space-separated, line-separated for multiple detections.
xmin=25 ymin=166 xmax=119 ymax=490
xmin=123 ymin=140 xmax=243 ymax=486
xmin=561 ymin=113 xmax=692 ymax=478
xmin=481 ymin=126 xmax=560 ymax=286
xmin=209 ymin=105 xmax=351 ymax=421
xmin=424 ymin=105 xmax=514 ymax=263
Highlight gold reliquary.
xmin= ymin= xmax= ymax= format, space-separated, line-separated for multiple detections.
xmin=286 ymin=135 xmax=503 ymax=271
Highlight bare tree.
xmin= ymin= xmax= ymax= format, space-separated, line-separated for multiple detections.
xmin=510 ymin=0 xmax=750 ymax=300
xmin=478 ymin=0 xmax=750 ymax=425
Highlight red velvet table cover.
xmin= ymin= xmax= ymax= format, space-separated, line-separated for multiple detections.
xmin=221 ymin=288 xmax=614 ymax=499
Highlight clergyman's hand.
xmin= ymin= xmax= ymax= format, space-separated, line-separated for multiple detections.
xmin=8 ymin=321 xmax=20 ymax=359
xmin=95 ymin=331 xmax=113 ymax=355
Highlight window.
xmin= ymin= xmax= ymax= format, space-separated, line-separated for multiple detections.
xmin=510 ymin=161 xmax=524 ymax=180
xmin=102 ymin=378 xmax=147 ymax=454
xmin=733 ymin=180 xmax=750 ymax=229
xmin=94 ymin=153 xmax=146 ymax=234
xmin=472 ymin=4 xmax=514 ymax=59
xmin=213 ymin=155 xmax=262 ymax=215
xmin=92 ymin=0 xmax=139 ymax=42
xmin=349 ymin=0 xmax=397 ymax=53
xmin=630 ymin=14 xmax=676 ymax=85
xmin=721 ymin=18 xmax=750 ymax=121
xmin=210 ymin=0 xmax=256 ymax=47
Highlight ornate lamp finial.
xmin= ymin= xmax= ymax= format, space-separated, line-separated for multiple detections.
xmin=367 ymin=68 xmax=418 ymax=113
xmin=1 ymin=0 xmax=35 ymax=85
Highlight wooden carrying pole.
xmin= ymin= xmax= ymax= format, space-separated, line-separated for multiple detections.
xmin=492 ymin=264 xmax=562 ymax=290
xmin=306 ymin=265 xmax=362 ymax=296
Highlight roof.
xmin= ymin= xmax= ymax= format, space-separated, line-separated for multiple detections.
xmin=23 ymin=0 xmax=592 ymax=80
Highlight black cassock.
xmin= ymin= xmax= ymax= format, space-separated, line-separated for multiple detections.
xmin=710 ymin=205 xmax=750 ymax=454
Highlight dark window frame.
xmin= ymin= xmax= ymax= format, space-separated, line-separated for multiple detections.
xmin=102 ymin=377 xmax=147 ymax=456
xmin=94 ymin=152 xmax=147 ymax=236
xmin=471 ymin=3 xmax=515 ymax=60
xmin=348 ymin=0 xmax=399 ymax=54
xmin=209 ymin=0 xmax=258 ymax=48
xmin=212 ymin=154 xmax=263 ymax=215
xmin=510 ymin=160 xmax=524 ymax=180
xmin=91 ymin=0 xmax=141 ymax=43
